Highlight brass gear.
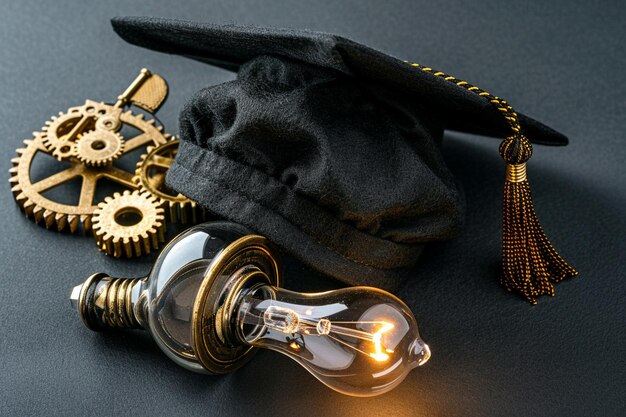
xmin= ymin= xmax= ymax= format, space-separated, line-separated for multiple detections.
xmin=9 ymin=110 xmax=171 ymax=233
xmin=91 ymin=190 xmax=166 ymax=258
xmin=39 ymin=100 xmax=122 ymax=161
xmin=133 ymin=139 xmax=203 ymax=224
xmin=73 ymin=130 xmax=125 ymax=167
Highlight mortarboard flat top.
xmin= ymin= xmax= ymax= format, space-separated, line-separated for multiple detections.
xmin=112 ymin=16 xmax=567 ymax=146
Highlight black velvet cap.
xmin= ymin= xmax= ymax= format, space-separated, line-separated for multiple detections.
xmin=112 ymin=17 xmax=568 ymax=290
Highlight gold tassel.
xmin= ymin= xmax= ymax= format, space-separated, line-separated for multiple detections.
xmin=499 ymin=135 xmax=578 ymax=304
xmin=405 ymin=61 xmax=578 ymax=303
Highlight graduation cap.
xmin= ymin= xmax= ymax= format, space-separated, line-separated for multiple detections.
xmin=111 ymin=16 xmax=577 ymax=303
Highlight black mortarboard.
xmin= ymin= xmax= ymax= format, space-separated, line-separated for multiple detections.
xmin=111 ymin=17 xmax=577 ymax=303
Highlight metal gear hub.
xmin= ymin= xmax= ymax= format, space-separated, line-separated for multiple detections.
xmin=91 ymin=190 xmax=166 ymax=258
xmin=74 ymin=129 xmax=125 ymax=167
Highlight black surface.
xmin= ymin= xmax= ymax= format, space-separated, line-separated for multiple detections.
xmin=0 ymin=1 xmax=624 ymax=416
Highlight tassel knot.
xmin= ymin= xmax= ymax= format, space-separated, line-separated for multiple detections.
xmin=499 ymin=134 xmax=533 ymax=165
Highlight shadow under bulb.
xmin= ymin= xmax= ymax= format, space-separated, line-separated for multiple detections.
xmin=70 ymin=222 xmax=430 ymax=396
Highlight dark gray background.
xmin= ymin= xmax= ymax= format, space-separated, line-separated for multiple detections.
xmin=0 ymin=1 xmax=624 ymax=416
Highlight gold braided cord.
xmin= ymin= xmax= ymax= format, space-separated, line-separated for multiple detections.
xmin=404 ymin=62 xmax=522 ymax=133
xmin=405 ymin=61 xmax=578 ymax=303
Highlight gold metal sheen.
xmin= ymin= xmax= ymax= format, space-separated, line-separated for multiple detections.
xmin=77 ymin=272 xmax=108 ymax=331
xmin=505 ymin=163 xmax=527 ymax=183
xmin=191 ymin=235 xmax=282 ymax=374
xmin=134 ymin=140 xmax=202 ymax=224
xmin=115 ymin=68 xmax=150 ymax=107
xmin=73 ymin=130 xmax=125 ymax=167
xmin=91 ymin=190 xmax=166 ymax=258
xmin=74 ymin=273 xmax=142 ymax=330
xmin=9 ymin=69 xmax=172 ymax=234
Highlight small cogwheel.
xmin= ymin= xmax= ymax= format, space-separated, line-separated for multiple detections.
xmin=74 ymin=130 xmax=125 ymax=167
xmin=39 ymin=100 xmax=121 ymax=161
xmin=134 ymin=140 xmax=204 ymax=223
xmin=91 ymin=190 xmax=166 ymax=258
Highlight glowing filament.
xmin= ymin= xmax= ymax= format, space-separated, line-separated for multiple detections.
xmin=262 ymin=306 xmax=394 ymax=363
xmin=369 ymin=322 xmax=394 ymax=362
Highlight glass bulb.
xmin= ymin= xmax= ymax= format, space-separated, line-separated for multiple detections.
xmin=236 ymin=286 xmax=430 ymax=396
xmin=70 ymin=221 xmax=430 ymax=397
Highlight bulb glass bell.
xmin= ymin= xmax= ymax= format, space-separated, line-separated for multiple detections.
xmin=237 ymin=285 xmax=430 ymax=396
xmin=70 ymin=221 xmax=430 ymax=396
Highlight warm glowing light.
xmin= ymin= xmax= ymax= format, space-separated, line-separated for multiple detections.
xmin=262 ymin=306 xmax=394 ymax=363
xmin=369 ymin=322 xmax=394 ymax=362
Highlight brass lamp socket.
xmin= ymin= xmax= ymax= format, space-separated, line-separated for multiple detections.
xmin=70 ymin=233 xmax=281 ymax=374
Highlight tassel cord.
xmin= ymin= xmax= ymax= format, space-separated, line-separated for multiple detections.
xmin=405 ymin=61 xmax=578 ymax=303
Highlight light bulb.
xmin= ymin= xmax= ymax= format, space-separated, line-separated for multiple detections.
xmin=236 ymin=286 xmax=430 ymax=396
xmin=70 ymin=221 xmax=430 ymax=396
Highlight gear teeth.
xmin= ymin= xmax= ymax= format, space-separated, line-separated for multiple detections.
xmin=10 ymin=184 xmax=21 ymax=198
xmin=91 ymin=190 xmax=166 ymax=258
xmin=32 ymin=205 xmax=44 ymax=223
xmin=67 ymin=215 xmax=79 ymax=234
xmin=165 ymin=200 xmax=203 ymax=224
xmin=122 ymin=237 xmax=133 ymax=258
xmin=11 ymin=100 xmax=172 ymax=237
xmin=14 ymin=189 xmax=26 ymax=201
xmin=81 ymin=215 xmax=92 ymax=232
xmin=43 ymin=209 xmax=56 ymax=229
xmin=133 ymin=140 xmax=203 ymax=225
xmin=74 ymin=130 xmax=125 ymax=167
xmin=52 ymin=213 xmax=66 ymax=231
xmin=38 ymin=108 xmax=88 ymax=158
xmin=22 ymin=200 xmax=35 ymax=216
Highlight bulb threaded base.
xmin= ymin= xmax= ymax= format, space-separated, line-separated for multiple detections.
xmin=71 ymin=273 xmax=144 ymax=331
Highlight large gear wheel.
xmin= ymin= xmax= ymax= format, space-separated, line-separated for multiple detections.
xmin=133 ymin=139 xmax=203 ymax=224
xmin=39 ymin=100 xmax=122 ymax=161
xmin=73 ymin=129 xmax=125 ymax=167
xmin=9 ymin=109 xmax=171 ymax=233
xmin=91 ymin=190 xmax=166 ymax=258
